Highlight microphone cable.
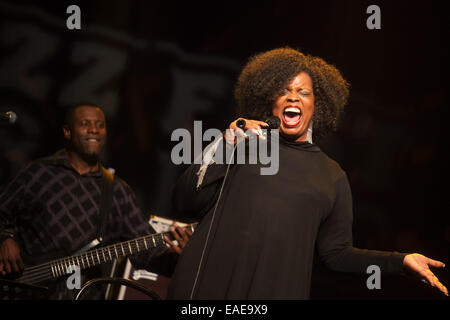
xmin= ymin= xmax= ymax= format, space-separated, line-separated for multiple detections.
xmin=188 ymin=116 xmax=279 ymax=299
xmin=189 ymin=137 xmax=237 ymax=299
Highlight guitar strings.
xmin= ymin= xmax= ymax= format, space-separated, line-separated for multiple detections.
xmin=17 ymin=239 xmax=151 ymax=284
xmin=15 ymin=225 xmax=198 ymax=285
xmin=17 ymin=272 xmax=53 ymax=285
xmin=22 ymin=228 xmax=173 ymax=273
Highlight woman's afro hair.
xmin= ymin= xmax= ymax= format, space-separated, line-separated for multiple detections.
xmin=234 ymin=47 xmax=350 ymax=139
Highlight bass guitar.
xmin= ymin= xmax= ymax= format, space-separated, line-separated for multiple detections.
xmin=4 ymin=223 xmax=197 ymax=287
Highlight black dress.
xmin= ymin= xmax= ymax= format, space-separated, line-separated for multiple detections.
xmin=167 ymin=137 xmax=406 ymax=299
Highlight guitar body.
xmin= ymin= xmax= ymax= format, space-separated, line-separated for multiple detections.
xmin=0 ymin=249 xmax=104 ymax=300
xmin=0 ymin=278 xmax=50 ymax=300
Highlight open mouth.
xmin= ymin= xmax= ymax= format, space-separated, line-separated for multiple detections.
xmin=282 ymin=106 xmax=302 ymax=127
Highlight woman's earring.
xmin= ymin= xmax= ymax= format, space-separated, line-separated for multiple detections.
xmin=306 ymin=121 xmax=313 ymax=144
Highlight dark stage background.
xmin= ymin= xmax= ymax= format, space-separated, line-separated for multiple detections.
xmin=0 ymin=0 xmax=448 ymax=299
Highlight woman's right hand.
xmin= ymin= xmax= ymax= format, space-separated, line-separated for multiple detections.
xmin=224 ymin=118 xmax=269 ymax=144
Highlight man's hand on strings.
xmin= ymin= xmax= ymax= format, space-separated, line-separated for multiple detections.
xmin=164 ymin=224 xmax=192 ymax=255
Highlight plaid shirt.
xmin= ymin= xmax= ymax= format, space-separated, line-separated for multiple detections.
xmin=0 ymin=149 xmax=161 ymax=266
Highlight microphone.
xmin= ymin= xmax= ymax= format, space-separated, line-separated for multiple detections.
xmin=1 ymin=111 xmax=18 ymax=124
xmin=236 ymin=119 xmax=246 ymax=130
xmin=265 ymin=116 xmax=280 ymax=130
xmin=234 ymin=116 xmax=280 ymax=140
xmin=235 ymin=116 xmax=280 ymax=130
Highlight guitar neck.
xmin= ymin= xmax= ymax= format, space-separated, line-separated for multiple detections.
xmin=17 ymin=223 xmax=197 ymax=285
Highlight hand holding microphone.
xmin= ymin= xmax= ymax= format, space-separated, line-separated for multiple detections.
xmin=225 ymin=116 xmax=280 ymax=144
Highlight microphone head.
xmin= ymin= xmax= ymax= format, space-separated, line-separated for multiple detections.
xmin=3 ymin=111 xmax=18 ymax=124
xmin=7 ymin=111 xmax=17 ymax=124
xmin=236 ymin=119 xmax=246 ymax=129
xmin=265 ymin=116 xmax=280 ymax=129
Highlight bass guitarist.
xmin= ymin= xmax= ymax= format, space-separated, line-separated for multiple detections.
xmin=0 ymin=104 xmax=191 ymax=299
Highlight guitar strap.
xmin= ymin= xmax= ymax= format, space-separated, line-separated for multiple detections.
xmin=98 ymin=167 xmax=114 ymax=240
xmin=75 ymin=167 xmax=114 ymax=254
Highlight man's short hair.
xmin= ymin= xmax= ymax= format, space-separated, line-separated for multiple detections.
xmin=64 ymin=103 xmax=104 ymax=127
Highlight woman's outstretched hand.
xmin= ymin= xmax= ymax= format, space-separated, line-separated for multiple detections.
xmin=403 ymin=253 xmax=448 ymax=296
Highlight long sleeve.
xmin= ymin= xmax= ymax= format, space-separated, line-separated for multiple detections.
xmin=316 ymin=173 xmax=407 ymax=275
xmin=0 ymin=163 xmax=33 ymax=244
xmin=113 ymin=179 xmax=169 ymax=272
xmin=172 ymin=162 xmax=231 ymax=221
xmin=114 ymin=179 xmax=155 ymax=241
xmin=172 ymin=134 xmax=239 ymax=221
